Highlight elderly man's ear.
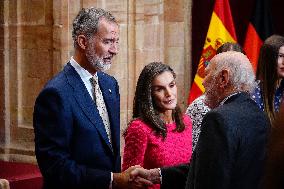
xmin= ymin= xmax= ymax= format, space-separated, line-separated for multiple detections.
xmin=218 ymin=69 xmax=229 ymax=89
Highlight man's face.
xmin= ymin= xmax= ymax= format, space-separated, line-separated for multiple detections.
xmin=86 ymin=18 xmax=119 ymax=72
xmin=202 ymin=61 xmax=221 ymax=109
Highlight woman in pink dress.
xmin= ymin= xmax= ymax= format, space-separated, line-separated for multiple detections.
xmin=122 ymin=62 xmax=193 ymax=189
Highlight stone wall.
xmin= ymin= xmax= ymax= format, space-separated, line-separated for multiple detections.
xmin=0 ymin=0 xmax=192 ymax=163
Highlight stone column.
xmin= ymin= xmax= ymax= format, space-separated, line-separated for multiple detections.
xmin=0 ymin=0 xmax=55 ymax=163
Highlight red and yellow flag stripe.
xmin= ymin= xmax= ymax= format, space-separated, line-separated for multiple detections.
xmin=188 ymin=0 xmax=237 ymax=104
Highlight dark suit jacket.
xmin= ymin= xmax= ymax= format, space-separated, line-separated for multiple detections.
xmin=161 ymin=93 xmax=270 ymax=189
xmin=33 ymin=63 xmax=121 ymax=189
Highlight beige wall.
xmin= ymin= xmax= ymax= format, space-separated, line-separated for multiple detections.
xmin=0 ymin=0 xmax=192 ymax=163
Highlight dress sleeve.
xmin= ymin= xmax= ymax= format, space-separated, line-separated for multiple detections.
xmin=122 ymin=120 xmax=148 ymax=171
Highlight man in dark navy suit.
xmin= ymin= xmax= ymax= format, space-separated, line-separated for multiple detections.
xmin=130 ymin=51 xmax=270 ymax=189
xmin=33 ymin=7 xmax=141 ymax=189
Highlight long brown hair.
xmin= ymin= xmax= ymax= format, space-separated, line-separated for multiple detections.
xmin=131 ymin=62 xmax=185 ymax=139
xmin=256 ymin=34 xmax=284 ymax=122
xmin=216 ymin=42 xmax=244 ymax=54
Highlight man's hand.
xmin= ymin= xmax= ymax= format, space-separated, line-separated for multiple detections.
xmin=113 ymin=165 xmax=153 ymax=189
xmin=130 ymin=168 xmax=161 ymax=185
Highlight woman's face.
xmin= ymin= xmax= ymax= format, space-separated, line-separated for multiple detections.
xmin=277 ymin=46 xmax=284 ymax=78
xmin=151 ymin=71 xmax=177 ymax=113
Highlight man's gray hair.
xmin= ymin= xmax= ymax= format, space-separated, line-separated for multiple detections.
xmin=72 ymin=7 xmax=117 ymax=45
xmin=209 ymin=51 xmax=256 ymax=93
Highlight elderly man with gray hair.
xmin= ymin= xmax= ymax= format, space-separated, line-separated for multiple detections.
xmin=130 ymin=51 xmax=270 ymax=189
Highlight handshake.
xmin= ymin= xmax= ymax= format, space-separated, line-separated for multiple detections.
xmin=113 ymin=166 xmax=161 ymax=189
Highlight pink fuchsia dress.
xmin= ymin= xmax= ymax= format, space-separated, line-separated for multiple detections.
xmin=122 ymin=115 xmax=193 ymax=189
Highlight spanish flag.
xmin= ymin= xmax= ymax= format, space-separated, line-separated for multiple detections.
xmin=188 ymin=0 xmax=237 ymax=104
xmin=243 ymin=0 xmax=273 ymax=72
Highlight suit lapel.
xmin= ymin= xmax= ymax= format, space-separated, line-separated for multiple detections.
xmin=63 ymin=63 xmax=113 ymax=151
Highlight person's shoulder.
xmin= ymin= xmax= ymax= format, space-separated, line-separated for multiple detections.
xmin=182 ymin=114 xmax=192 ymax=124
xmin=213 ymin=93 xmax=268 ymax=123
xmin=128 ymin=118 xmax=148 ymax=128
xmin=124 ymin=118 xmax=152 ymax=138
xmin=43 ymin=72 xmax=68 ymax=91
xmin=181 ymin=114 xmax=193 ymax=131
xmin=203 ymin=108 xmax=221 ymax=120
xmin=186 ymin=95 xmax=210 ymax=117
xmin=39 ymin=63 xmax=73 ymax=94
xmin=186 ymin=95 xmax=209 ymax=110
xmin=252 ymin=81 xmax=261 ymax=93
xmin=127 ymin=118 xmax=152 ymax=132
xmin=188 ymin=95 xmax=206 ymax=107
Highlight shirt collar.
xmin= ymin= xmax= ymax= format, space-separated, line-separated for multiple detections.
xmin=219 ymin=91 xmax=242 ymax=106
xmin=70 ymin=57 xmax=97 ymax=80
